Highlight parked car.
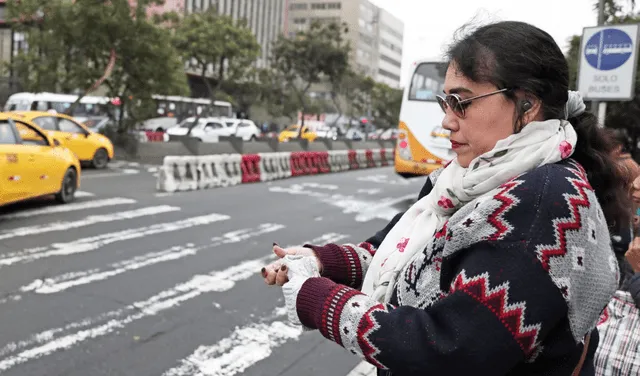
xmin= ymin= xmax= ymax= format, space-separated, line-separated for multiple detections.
xmin=166 ymin=117 xmax=260 ymax=142
xmin=9 ymin=111 xmax=114 ymax=169
xmin=0 ymin=114 xmax=81 ymax=206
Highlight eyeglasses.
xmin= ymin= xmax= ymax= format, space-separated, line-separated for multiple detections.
xmin=436 ymin=88 xmax=510 ymax=119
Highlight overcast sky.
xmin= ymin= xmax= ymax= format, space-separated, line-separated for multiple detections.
xmin=368 ymin=0 xmax=631 ymax=84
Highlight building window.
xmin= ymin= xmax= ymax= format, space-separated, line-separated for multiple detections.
xmin=327 ymin=2 xmax=341 ymax=9
xmin=380 ymin=54 xmax=402 ymax=69
xmin=382 ymin=24 xmax=403 ymax=40
xmin=293 ymin=18 xmax=307 ymax=24
xmin=359 ymin=32 xmax=373 ymax=45
xmin=380 ymin=38 xmax=403 ymax=54
xmin=290 ymin=3 xmax=308 ymax=10
xmin=378 ymin=68 xmax=401 ymax=82
xmin=311 ymin=3 xmax=326 ymax=9
xmin=312 ymin=16 xmax=340 ymax=24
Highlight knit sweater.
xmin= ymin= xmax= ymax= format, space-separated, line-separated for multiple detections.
xmin=298 ymin=160 xmax=618 ymax=376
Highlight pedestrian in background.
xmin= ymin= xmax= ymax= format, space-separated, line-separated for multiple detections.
xmin=593 ymin=136 xmax=640 ymax=373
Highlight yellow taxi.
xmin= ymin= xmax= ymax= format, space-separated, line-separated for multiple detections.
xmin=278 ymin=125 xmax=318 ymax=143
xmin=9 ymin=111 xmax=114 ymax=169
xmin=0 ymin=113 xmax=81 ymax=207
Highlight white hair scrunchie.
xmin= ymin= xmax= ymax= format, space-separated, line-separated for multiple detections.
xmin=564 ymin=91 xmax=586 ymax=119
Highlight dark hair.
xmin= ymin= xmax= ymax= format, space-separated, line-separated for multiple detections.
xmin=446 ymin=21 xmax=631 ymax=229
xmin=608 ymin=128 xmax=631 ymax=154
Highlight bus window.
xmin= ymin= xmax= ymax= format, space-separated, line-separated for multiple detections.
xmin=409 ymin=62 xmax=447 ymax=101
xmin=395 ymin=61 xmax=455 ymax=179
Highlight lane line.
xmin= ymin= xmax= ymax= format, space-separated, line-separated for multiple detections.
xmin=0 ymin=213 xmax=230 ymax=268
xmin=0 ymin=233 xmax=349 ymax=372
xmin=162 ymin=308 xmax=301 ymax=376
xmin=0 ymin=206 xmax=180 ymax=241
xmin=20 ymin=224 xmax=286 ymax=295
xmin=0 ymin=198 xmax=137 ymax=220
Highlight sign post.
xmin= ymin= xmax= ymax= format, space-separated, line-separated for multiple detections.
xmin=577 ymin=24 xmax=640 ymax=126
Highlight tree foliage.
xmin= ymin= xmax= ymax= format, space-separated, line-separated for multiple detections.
xmin=173 ymin=8 xmax=260 ymax=105
xmin=371 ymin=82 xmax=403 ymax=129
xmin=270 ymin=21 xmax=351 ymax=127
xmin=7 ymin=0 xmax=189 ymax=132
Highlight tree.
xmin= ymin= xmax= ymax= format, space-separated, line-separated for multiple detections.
xmin=270 ymin=21 xmax=351 ymax=130
xmin=221 ymin=68 xmax=263 ymax=119
xmin=173 ymin=7 xmax=260 ymax=132
xmin=7 ymin=0 xmax=189 ymax=133
xmin=6 ymin=0 xmax=103 ymax=94
xmin=259 ymin=69 xmax=299 ymax=123
xmin=371 ymin=82 xmax=403 ymax=129
xmin=327 ymin=69 xmax=360 ymax=127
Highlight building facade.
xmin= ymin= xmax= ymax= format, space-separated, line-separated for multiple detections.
xmin=183 ymin=0 xmax=287 ymax=68
xmin=287 ymin=0 xmax=404 ymax=88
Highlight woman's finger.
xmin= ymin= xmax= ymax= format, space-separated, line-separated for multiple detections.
xmin=273 ymin=245 xmax=289 ymax=258
xmin=263 ymin=261 xmax=282 ymax=285
xmin=276 ymin=264 xmax=289 ymax=286
xmin=265 ymin=268 xmax=278 ymax=285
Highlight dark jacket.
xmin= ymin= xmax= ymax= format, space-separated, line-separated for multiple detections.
xmin=610 ymin=223 xmax=640 ymax=307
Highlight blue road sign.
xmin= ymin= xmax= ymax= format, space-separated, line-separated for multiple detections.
xmin=584 ymin=28 xmax=634 ymax=71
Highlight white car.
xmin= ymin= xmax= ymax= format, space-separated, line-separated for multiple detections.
xmin=221 ymin=119 xmax=261 ymax=141
xmin=166 ymin=117 xmax=260 ymax=142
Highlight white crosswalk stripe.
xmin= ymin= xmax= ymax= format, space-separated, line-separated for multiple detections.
xmin=162 ymin=308 xmax=301 ymax=376
xmin=0 ymin=205 xmax=180 ymax=240
xmin=0 ymin=213 xmax=230 ymax=267
xmin=0 ymin=188 xmax=372 ymax=376
xmin=0 ymin=197 xmax=137 ymax=220
xmin=17 ymin=224 xmax=285 ymax=296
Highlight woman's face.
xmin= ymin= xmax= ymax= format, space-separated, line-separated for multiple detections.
xmin=441 ymin=62 xmax=518 ymax=168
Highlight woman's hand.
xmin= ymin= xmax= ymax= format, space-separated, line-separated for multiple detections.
xmin=262 ymin=244 xmax=322 ymax=286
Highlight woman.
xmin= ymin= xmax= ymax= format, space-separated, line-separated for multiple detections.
xmin=608 ymin=130 xmax=640 ymax=299
xmin=262 ymin=21 xmax=630 ymax=375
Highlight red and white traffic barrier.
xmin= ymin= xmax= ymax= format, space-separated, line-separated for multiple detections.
xmin=156 ymin=148 xmax=395 ymax=192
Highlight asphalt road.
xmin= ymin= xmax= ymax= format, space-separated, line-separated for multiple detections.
xmin=0 ymin=162 xmax=425 ymax=376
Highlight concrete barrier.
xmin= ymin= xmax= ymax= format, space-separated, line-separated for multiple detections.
xmin=156 ymin=148 xmax=396 ymax=192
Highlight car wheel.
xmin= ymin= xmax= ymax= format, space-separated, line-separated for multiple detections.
xmin=55 ymin=168 xmax=78 ymax=204
xmin=92 ymin=148 xmax=109 ymax=169
xmin=249 ymin=135 xmax=257 ymax=142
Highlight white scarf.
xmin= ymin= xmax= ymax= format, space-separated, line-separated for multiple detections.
xmin=361 ymin=119 xmax=578 ymax=303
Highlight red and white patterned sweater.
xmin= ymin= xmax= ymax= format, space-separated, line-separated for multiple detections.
xmin=297 ymin=160 xmax=618 ymax=376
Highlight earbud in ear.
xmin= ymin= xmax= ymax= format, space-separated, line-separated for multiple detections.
xmin=521 ymin=100 xmax=532 ymax=112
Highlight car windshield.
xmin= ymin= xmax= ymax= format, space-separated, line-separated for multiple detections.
xmin=83 ymin=117 xmax=108 ymax=128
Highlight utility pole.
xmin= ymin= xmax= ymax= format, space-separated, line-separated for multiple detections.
xmin=593 ymin=0 xmax=607 ymax=125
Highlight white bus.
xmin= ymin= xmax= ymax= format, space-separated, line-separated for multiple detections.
xmin=4 ymin=92 xmax=234 ymax=120
xmin=395 ymin=59 xmax=455 ymax=177
xmin=3 ymin=92 xmax=112 ymax=121
xmin=152 ymin=95 xmax=233 ymax=120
